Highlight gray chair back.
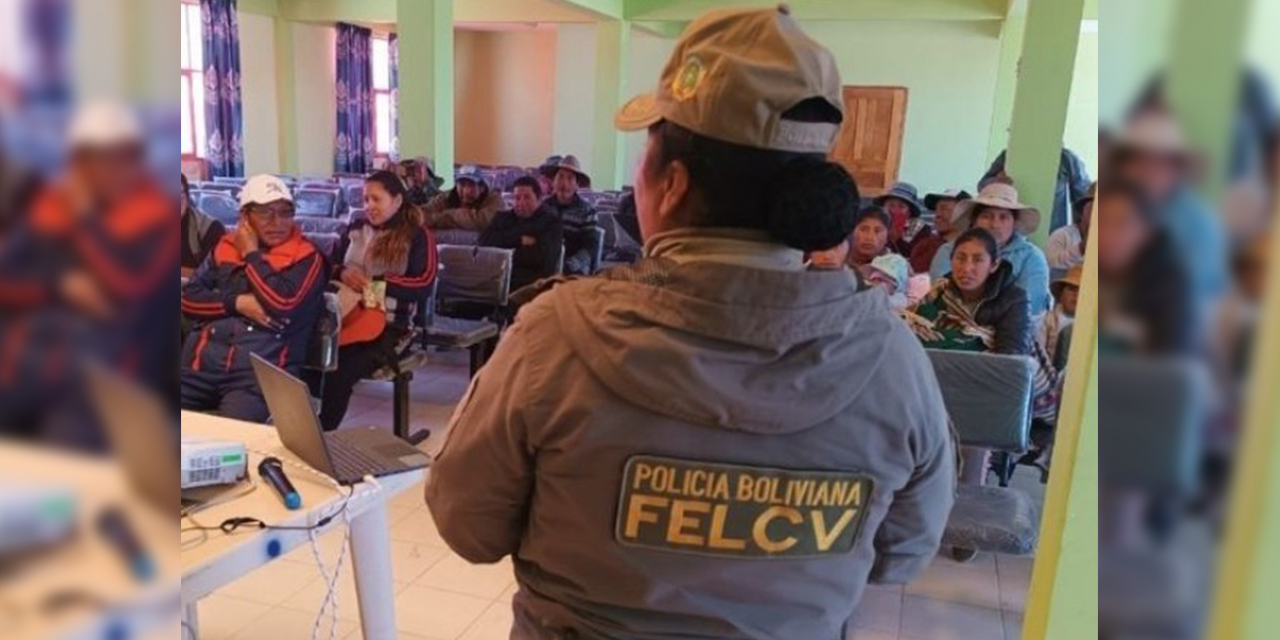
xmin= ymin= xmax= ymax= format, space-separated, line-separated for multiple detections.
xmin=435 ymin=229 xmax=481 ymax=246
xmin=212 ymin=176 xmax=245 ymax=186
xmin=305 ymin=292 xmax=341 ymax=372
xmin=295 ymin=188 xmax=341 ymax=218
xmin=303 ymin=231 xmax=341 ymax=258
xmin=436 ymin=245 xmax=513 ymax=308
xmin=926 ymin=350 xmax=1035 ymax=451
xmin=1099 ymin=356 xmax=1208 ymax=493
xmin=198 ymin=192 xmax=240 ymax=225
xmin=342 ymin=184 xmax=364 ymax=210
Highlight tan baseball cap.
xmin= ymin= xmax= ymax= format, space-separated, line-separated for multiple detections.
xmin=615 ymin=4 xmax=844 ymax=154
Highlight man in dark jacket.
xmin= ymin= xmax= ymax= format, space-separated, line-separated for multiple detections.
xmin=180 ymin=174 xmax=328 ymax=422
xmin=540 ymin=155 xmax=598 ymax=275
xmin=182 ymin=173 xmax=225 ymax=277
xmin=982 ymin=147 xmax=1091 ymax=234
xmin=480 ymin=176 xmax=563 ymax=291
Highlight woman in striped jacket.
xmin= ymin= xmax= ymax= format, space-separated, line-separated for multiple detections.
xmin=318 ymin=171 xmax=438 ymax=431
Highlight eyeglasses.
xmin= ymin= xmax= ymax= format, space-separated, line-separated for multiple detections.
xmin=246 ymin=203 xmax=296 ymax=222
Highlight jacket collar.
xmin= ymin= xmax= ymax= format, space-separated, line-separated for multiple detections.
xmin=946 ymin=260 xmax=1017 ymax=306
xmin=645 ymin=228 xmax=806 ymax=272
xmin=213 ymin=227 xmax=317 ymax=270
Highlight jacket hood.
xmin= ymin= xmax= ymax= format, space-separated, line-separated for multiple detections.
xmin=545 ymin=259 xmax=907 ymax=434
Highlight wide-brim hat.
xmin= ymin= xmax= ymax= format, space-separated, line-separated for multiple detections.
xmin=924 ymin=189 xmax=972 ymax=211
xmin=953 ymin=182 xmax=1041 ymax=236
xmin=539 ymin=154 xmax=591 ymax=188
xmin=873 ymin=182 xmax=923 ymax=216
xmin=1051 ymin=265 xmax=1083 ymax=299
xmin=1115 ymin=110 xmax=1199 ymax=163
xmin=417 ymin=156 xmax=445 ymax=188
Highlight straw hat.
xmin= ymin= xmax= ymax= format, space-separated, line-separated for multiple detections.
xmin=1051 ymin=265 xmax=1083 ymax=299
xmin=539 ymin=154 xmax=592 ymax=188
xmin=1115 ymin=110 xmax=1196 ymax=160
xmin=953 ymin=183 xmax=1041 ymax=237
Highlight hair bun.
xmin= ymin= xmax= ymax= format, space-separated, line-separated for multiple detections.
xmin=766 ymin=160 xmax=860 ymax=252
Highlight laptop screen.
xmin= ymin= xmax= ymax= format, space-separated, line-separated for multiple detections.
xmin=249 ymin=354 xmax=338 ymax=478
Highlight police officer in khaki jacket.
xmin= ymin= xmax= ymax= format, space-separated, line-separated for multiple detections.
xmin=426 ymin=6 xmax=955 ymax=639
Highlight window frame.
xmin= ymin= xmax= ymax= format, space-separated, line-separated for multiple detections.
xmin=180 ymin=1 xmax=205 ymax=164
xmin=371 ymin=33 xmax=393 ymax=160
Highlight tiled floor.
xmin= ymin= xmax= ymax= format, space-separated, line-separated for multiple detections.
xmin=196 ymin=353 xmax=1042 ymax=640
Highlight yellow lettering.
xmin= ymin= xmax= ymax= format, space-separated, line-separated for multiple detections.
xmin=753 ymin=478 xmax=775 ymax=503
xmin=624 ymin=495 xmax=668 ymax=539
xmin=708 ymin=504 xmax=747 ymax=551
xmin=752 ymin=506 xmax=802 ymax=553
xmin=667 ymin=500 xmax=710 ymax=546
xmin=830 ymin=482 xmax=847 ymax=508
xmin=689 ymin=470 xmax=706 ymax=498
xmin=769 ymin=477 xmax=787 ymax=504
xmin=633 ymin=463 xmax=653 ymax=490
xmin=652 ymin=466 xmax=671 ymax=493
xmin=737 ymin=475 xmax=754 ymax=501
xmin=812 ymin=509 xmax=857 ymax=551
xmin=712 ymin=475 xmax=731 ymax=501
xmin=812 ymin=481 xmax=831 ymax=506
xmin=844 ymin=481 xmax=863 ymax=507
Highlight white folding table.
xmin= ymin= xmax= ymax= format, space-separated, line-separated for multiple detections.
xmin=0 ymin=442 xmax=181 ymax=640
xmin=180 ymin=411 xmax=424 ymax=640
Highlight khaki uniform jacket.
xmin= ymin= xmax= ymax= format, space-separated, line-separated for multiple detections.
xmin=426 ymin=232 xmax=955 ymax=640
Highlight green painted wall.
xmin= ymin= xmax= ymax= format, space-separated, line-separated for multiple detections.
xmin=554 ymin=24 xmax=602 ymax=169
xmin=291 ymin=22 xmax=337 ymax=177
xmin=1064 ymin=27 xmax=1099 ymax=177
xmin=623 ymin=28 xmax=677 ymax=184
xmin=805 ymin=19 xmax=1003 ymax=194
xmin=1099 ymin=0 xmax=1173 ymax=127
xmin=1247 ymin=0 xmax=1280 ymax=89
xmin=238 ymin=11 xmax=282 ymax=174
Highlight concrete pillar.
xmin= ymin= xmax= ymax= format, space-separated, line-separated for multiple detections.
xmin=397 ymin=0 xmax=454 ymax=186
xmin=986 ymin=0 xmax=1027 ymax=164
xmin=1003 ymin=0 xmax=1086 ymax=247
xmin=273 ymin=17 xmax=299 ymax=174
xmin=590 ymin=20 xmax=630 ymax=190
xmin=1166 ymin=0 xmax=1250 ymax=199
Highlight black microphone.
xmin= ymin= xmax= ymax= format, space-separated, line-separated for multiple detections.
xmin=259 ymin=457 xmax=301 ymax=510
xmin=97 ymin=506 xmax=154 ymax=581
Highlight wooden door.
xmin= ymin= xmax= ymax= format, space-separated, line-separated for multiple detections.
xmin=830 ymin=86 xmax=908 ymax=197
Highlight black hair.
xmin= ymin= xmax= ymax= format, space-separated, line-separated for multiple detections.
xmin=511 ymin=175 xmax=542 ymax=198
xmin=953 ymin=227 xmax=1000 ymax=263
xmin=645 ymin=118 xmax=859 ymax=252
xmin=1099 ymin=180 xmax=1158 ymax=225
xmin=853 ymin=205 xmax=891 ymax=231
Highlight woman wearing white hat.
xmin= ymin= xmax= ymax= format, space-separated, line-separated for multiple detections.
xmin=931 ymin=182 xmax=1052 ymax=314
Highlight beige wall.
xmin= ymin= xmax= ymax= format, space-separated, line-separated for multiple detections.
xmin=237 ymin=12 xmax=281 ymax=174
xmin=454 ymin=28 xmax=558 ymax=168
xmin=291 ymin=22 xmax=336 ymax=177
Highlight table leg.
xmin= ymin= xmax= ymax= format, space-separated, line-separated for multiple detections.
xmin=349 ymin=500 xmax=398 ymax=640
xmin=183 ymin=601 xmax=199 ymax=640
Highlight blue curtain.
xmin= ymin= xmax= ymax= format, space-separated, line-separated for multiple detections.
xmin=335 ymin=23 xmax=374 ymax=174
xmin=389 ymin=34 xmax=400 ymax=161
xmin=200 ymin=0 xmax=245 ymax=177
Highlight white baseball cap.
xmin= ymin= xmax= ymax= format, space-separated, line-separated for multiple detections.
xmin=238 ymin=175 xmax=294 ymax=208
xmin=67 ymin=100 xmax=144 ymax=149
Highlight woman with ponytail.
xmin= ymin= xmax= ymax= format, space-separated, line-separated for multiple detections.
xmin=317 ymin=170 xmax=437 ymax=431
xmin=425 ymin=8 xmax=954 ymax=640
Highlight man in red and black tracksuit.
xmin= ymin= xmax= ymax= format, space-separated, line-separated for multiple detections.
xmin=181 ymin=174 xmax=328 ymax=423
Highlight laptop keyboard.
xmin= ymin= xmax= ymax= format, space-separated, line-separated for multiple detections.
xmin=328 ymin=442 xmax=384 ymax=479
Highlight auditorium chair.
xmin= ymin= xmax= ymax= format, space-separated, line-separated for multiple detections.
xmin=426 ymin=245 xmax=513 ymax=377
xmin=928 ymin=350 xmax=1039 ymax=561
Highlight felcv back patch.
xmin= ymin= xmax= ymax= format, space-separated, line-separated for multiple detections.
xmin=615 ymin=455 xmax=874 ymax=558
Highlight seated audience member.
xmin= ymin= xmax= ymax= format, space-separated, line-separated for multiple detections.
xmin=1046 ymin=182 xmax=1094 ymax=275
xmin=1097 ymin=181 xmax=1197 ymax=355
xmin=862 ymin=253 xmax=911 ymax=311
xmin=847 ymin=205 xmax=893 ymax=268
xmin=399 ymin=157 xmax=444 ymax=207
xmin=1042 ymin=265 xmax=1081 ymax=371
xmin=1113 ymin=107 xmax=1228 ymax=306
xmin=423 ymin=165 xmax=503 ymax=232
xmin=982 ymin=147 xmax=1091 ymax=233
xmin=480 ymin=176 xmax=564 ymax=291
xmin=906 ymin=228 xmax=1031 ymax=355
xmin=540 ymin=155 xmax=598 ymax=275
xmin=934 ymin=183 xmax=1052 ymax=314
xmin=914 ymin=188 xmax=969 ymax=274
xmin=315 ymin=171 xmax=438 ymax=431
xmin=876 ymin=182 xmax=935 ymax=259
xmin=536 ymin=154 xmax=563 ymax=196
xmin=180 ymin=175 xmax=328 ymax=423
xmin=808 ymin=238 xmax=850 ymax=270
xmin=182 ymin=174 xmax=225 ymax=277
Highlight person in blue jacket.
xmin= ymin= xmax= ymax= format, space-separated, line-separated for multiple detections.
xmin=180 ymin=175 xmax=328 ymax=423
xmin=931 ymin=183 xmax=1051 ymax=315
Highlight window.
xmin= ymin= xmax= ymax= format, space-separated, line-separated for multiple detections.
xmin=371 ymin=34 xmax=392 ymax=156
xmin=180 ymin=1 xmax=207 ymax=159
